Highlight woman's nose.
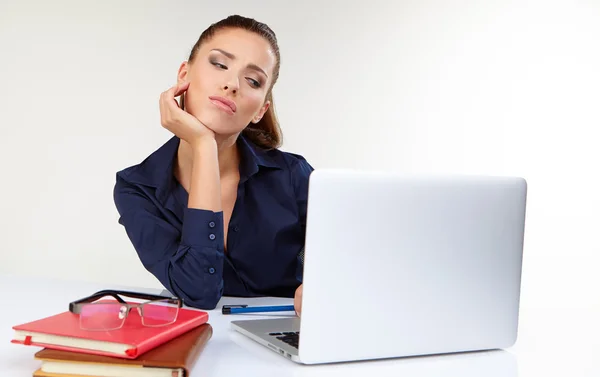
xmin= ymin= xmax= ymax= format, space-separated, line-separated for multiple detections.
xmin=223 ymin=85 xmax=237 ymax=94
xmin=223 ymin=76 xmax=239 ymax=94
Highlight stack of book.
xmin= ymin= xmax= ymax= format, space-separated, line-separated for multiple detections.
xmin=10 ymin=301 xmax=212 ymax=377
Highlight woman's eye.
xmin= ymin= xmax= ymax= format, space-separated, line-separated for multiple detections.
xmin=246 ymin=78 xmax=261 ymax=88
xmin=211 ymin=61 xmax=227 ymax=69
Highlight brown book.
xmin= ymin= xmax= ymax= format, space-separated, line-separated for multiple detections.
xmin=32 ymin=323 xmax=212 ymax=377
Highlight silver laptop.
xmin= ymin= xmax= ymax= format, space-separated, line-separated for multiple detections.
xmin=231 ymin=169 xmax=527 ymax=364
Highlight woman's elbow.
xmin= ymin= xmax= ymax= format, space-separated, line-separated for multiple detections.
xmin=153 ymin=261 xmax=224 ymax=310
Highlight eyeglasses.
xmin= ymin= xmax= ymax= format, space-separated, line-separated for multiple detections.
xmin=68 ymin=290 xmax=182 ymax=331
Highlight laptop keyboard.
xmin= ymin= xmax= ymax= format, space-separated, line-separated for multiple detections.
xmin=269 ymin=332 xmax=299 ymax=349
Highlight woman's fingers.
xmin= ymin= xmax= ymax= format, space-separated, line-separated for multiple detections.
xmin=173 ymin=81 xmax=190 ymax=97
xmin=158 ymin=82 xmax=214 ymax=144
xmin=294 ymin=284 xmax=303 ymax=317
xmin=159 ymin=91 xmax=168 ymax=127
xmin=163 ymin=83 xmax=189 ymax=114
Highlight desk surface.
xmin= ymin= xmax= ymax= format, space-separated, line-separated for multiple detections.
xmin=1 ymin=274 xmax=598 ymax=377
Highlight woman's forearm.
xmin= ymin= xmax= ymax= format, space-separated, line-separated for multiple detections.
xmin=188 ymin=137 xmax=222 ymax=212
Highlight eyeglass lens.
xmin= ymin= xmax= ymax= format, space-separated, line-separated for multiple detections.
xmin=78 ymin=298 xmax=180 ymax=330
xmin=141 ymin=299 xmax=180 ymax=326
xmin=79 ymin=303 xmax=128 ymax=330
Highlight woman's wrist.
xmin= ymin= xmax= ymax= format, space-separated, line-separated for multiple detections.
xmin=190 ymin=135 xmax=217 ymax=154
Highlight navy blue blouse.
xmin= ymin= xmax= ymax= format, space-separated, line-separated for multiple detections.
xmin=113 ymin=135 xmax=313 ymax=309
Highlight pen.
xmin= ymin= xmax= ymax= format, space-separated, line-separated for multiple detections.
xmin=222 ymin=304 xmax=295 ymax=314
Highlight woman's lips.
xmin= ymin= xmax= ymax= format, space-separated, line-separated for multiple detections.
xmin=209 ymin=96 xmax=236 ymax=114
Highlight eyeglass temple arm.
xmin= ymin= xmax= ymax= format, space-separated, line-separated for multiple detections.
xmin=107 ymin=290 xmax=180 ymax=302
xmin=69 ymin=290 xmax=181 ymax=314
xmin=69 ymin=291 xmax=129 ymax=314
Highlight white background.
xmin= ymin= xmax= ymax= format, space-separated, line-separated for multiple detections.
xmin=0 ymin=0 xmax=598 ymax=319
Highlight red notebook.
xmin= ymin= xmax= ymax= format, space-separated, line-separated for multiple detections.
xmin=11 ymin=302 xmax=208 ymax=359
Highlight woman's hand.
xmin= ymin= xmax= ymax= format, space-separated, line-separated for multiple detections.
xmin=294 ymin=284 xmax=303 ymax=317
xmin=159 ymin=82 xmax=214 ymax=146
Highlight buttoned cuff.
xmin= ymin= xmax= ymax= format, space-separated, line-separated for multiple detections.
xmin=181 ymin=208 xmax=224 ymax=250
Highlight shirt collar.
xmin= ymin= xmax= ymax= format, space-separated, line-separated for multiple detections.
xmin=121 ymin=133 xmax=282 ymax=200
xmin=237 ymin=132 xmax=281 ymax=182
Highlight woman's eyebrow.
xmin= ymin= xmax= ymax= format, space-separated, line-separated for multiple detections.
xmin=212 ymin=48 xmax=235 ymax=59
xmin=211 ymin=48 xmax=268 ymax=78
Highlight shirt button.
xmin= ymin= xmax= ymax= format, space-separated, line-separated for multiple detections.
xmin=208 ymin=267 xmax=215 ymax=274
xmin=234 ymin=226 xmax=240 ymax=232
xmin=208 ymin=221 xmax=215 ymax=228
xmin=209 ymin=233 xmax=216 ymax=240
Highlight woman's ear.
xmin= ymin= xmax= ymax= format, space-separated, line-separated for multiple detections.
xmin=252 ymin=100 xmax=270 ymax=123
xmin=176 ymin=62 xmax=190 ymax=111
xmin=177 ymin=61 xmax=189 ymax=85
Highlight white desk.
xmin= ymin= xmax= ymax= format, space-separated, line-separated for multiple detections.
xmin=1 ymin=274 xmax=598 ymax=377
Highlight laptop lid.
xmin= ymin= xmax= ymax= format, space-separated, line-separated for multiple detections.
xmin=297 ymin=169 xmax=527 ymax=364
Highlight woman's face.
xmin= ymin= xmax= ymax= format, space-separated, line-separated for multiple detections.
xmin=178 ymin=28 xmax=276 ymax=136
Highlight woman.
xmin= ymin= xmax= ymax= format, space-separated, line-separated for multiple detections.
xmin=113 ymin=15 xmax=311 ymax=313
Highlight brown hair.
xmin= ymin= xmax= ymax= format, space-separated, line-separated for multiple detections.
xmin=186 ymin=15 xmax=282 ymax=149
